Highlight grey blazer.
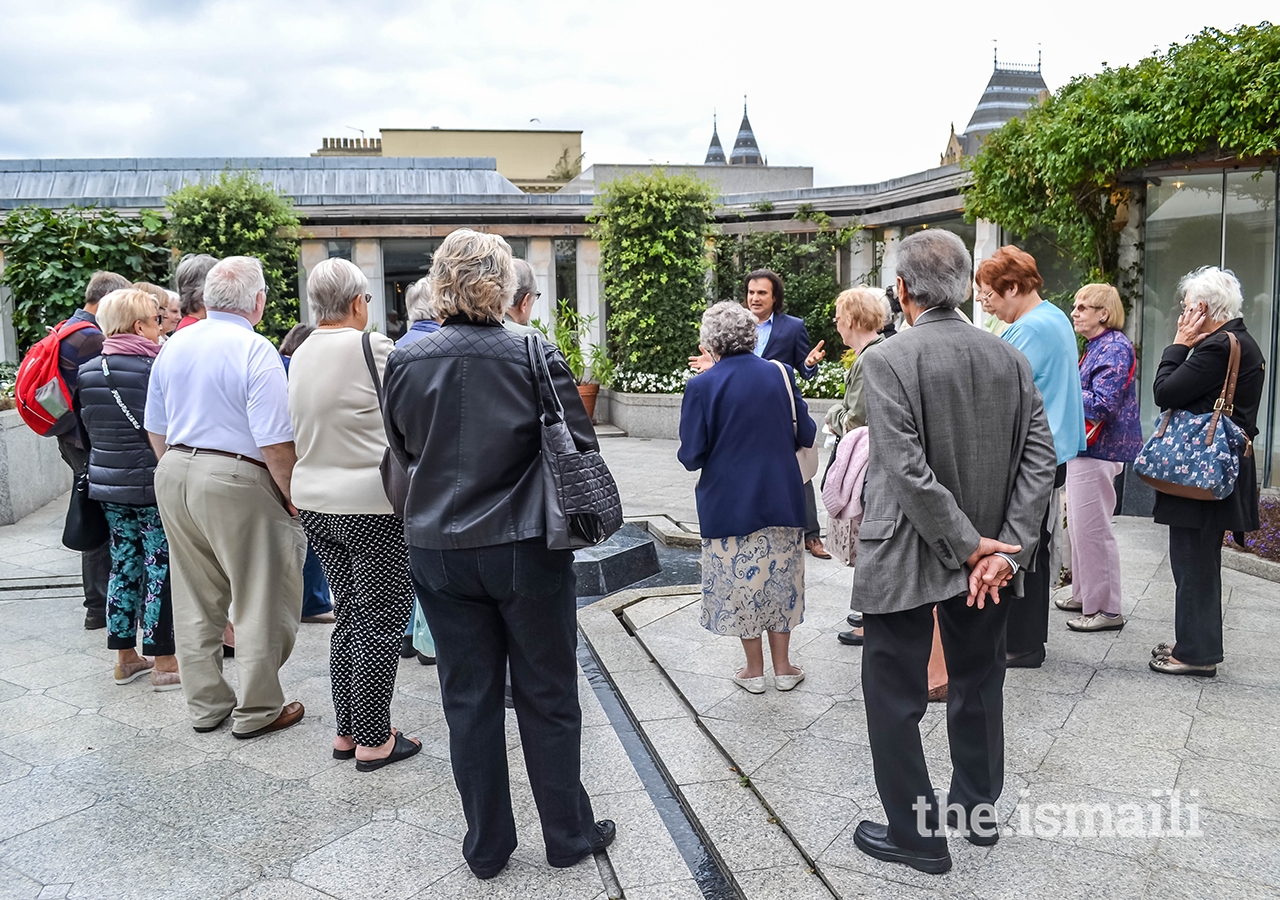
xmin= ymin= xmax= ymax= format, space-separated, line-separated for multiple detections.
xmin=850 ymin=309 xmax=1057 ymax=615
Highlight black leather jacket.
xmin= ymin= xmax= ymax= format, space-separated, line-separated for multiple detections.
xmin=76 ymin=352 xmax=158 ymax=506
xmin=383 ymin=317 xmax=597 ymax=550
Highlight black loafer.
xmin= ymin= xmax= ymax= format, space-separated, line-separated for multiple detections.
xmin=837 ymin=630 xmax=864 ymax=646
xmin=416 ymin=652 xmax=436 ymax=666
xmin=853 ymin=821 xmax=951 ymax=874
xmin=400 ymin=635 xmax=416 ymax=659
xmin=847 ymin=613 xmax=863 ymax=628
xmin=946 ymin=808 xmax=1000 ymax=846
xmin=84 ymin=611 xmax=107 ymax=630
xmin=468 ymin=858 xmax=509 ymax=880
xmin=1006 ymin=645 xmax=1046 ymax=669
xmin=549 ymin=820 xmax=617 ymax=868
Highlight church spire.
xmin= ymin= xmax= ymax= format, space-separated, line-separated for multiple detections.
xmin=704 ymin=111 xmax=726 ymax=165
xmin=730 ymin=96 xmax=762 ymax=166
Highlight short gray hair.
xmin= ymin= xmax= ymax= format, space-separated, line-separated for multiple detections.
xmin=1178 ymin=266 xmax=1244 ymax=322
xmin=203 ymin=256 xmax=265 ymax=314
xmin=510 ymin=259 xmax=537 ymax=309
xmin=896 ymin=230 xmax=972 ymax=310
xmin=174 ymin=253 xmax=219 ymax=316
xmin=700 ymin=301 xmax=757 ymax=357
xmin=307 ymin=257 xmax=368 ymax=323
xmin=429 ymin=229 xmax=516 ymax=323
xmin=405 ymin=279 xmax=436 ymax=323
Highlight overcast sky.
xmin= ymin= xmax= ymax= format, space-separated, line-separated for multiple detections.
xmin=0 ymin=0 xmax=1274 ymax=187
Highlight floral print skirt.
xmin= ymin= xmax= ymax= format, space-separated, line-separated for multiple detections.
xmin=700 ymin=526 xmax=805 ymax=638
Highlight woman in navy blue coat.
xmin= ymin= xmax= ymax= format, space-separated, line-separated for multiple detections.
xmin=679 ymin=302 xmax=817 ymax=694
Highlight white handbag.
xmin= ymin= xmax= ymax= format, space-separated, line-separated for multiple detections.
xmin=771 ymin=359 xmax=820 ymax=483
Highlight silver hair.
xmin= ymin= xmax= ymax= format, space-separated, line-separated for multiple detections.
xmin=896 ymin=230 xmax=972 ymax=310
xmin=1177 ymin=266 xmax=1244 ymax=322
xmin=429 ymin=229 xmax=516 ymax=322
xmin=510 ymin=259 xmax=537 ymax=309
xmin=699 ymin=301 xmax=758 ymax=357
xmin=174 ymin=253 xmax=219 ymax=316
xmin=307 ymin=257 xmax=369 ymax=323
xmin=203 ymin=256 xmax=265 ymax=314
xmin=405 ymin=278 xmax=436 ymax=323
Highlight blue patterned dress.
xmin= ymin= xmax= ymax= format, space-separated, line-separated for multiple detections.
xmin=700 ymin=526 xmax=805 ymax=637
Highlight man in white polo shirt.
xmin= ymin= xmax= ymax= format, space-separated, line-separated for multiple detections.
xmin=146 ymin=256 xmax=306 ymax=739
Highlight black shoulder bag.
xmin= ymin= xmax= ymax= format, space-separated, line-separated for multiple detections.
xmin=361 ymin=333 xmax=410 ymax=518
xmin=525 ymin=335 xmax=623 ymax=550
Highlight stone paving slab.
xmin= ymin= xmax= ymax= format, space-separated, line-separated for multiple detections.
xmin=0 ymin=495 xmax=697 ymax=900
xmin=585 ymin=498 xmax=1280 ymax=899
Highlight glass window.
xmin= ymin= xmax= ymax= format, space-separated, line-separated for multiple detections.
xmin=382 ymin=239 xmax=442 ymax=340
xmin=1226 ymin=168 xmax=1277 ymax=485
xmin=326 ymin=240 xmax=352 ymax=261
xmin=904 ymin=218 xmax=977 ymax=263
xmin=507 ymin=238 xmax=529 ymax=260
xmin=555 ymin=239 xmax=577 ymax=315
xmin=1140 ymin=173 xmax=1225 ymax=437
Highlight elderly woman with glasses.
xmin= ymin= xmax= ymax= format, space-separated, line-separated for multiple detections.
xmin=383 ymin=229 xmax=615 ymax=879
xmin=76 ymin=289 xmax=180 ymax=690
xmin=287 ymin=258 xmax=421 ymax=770
xmin=1060 ymin=284 xmax=1142 ymax=633
xmin=680 ymin=301 xmax=816 ymax=694
xmin=1149 ymin=267 xmax=1264 ymax=677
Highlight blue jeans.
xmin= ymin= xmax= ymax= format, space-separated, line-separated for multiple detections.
xmin=301 ymin=545 xmax=332 ymax=617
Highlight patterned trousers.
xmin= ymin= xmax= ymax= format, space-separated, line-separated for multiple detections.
xmin=298 ymin=510 xmax=415 ymax=748
xmin=101 ymin=503 xmax=175 ymax=656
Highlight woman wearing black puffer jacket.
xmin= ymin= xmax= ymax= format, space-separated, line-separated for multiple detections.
xmin=77 ymin=289 xmax=180 ymax=692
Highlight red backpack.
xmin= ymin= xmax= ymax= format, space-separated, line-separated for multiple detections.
xmin=14 ymin=319 xmax=98 ymax=436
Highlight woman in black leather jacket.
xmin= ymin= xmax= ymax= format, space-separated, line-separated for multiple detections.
xmin=383 ymin=229 xmax=614 ymax=880
xmin=77 ymin=289 xmax=179 ymax=691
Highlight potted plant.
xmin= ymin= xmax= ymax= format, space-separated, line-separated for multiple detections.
xmin=539 ymin=303 xmax=613 ymax=419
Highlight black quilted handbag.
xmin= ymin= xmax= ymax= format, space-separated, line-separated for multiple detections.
xmin=525 ymin=336 xmax=623 ymax=550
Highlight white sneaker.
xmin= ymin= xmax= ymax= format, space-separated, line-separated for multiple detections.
xmin=732 ymin=672 xmax=766 ymax=694
xmin=774 ymin=670 xmax=806 ymax=692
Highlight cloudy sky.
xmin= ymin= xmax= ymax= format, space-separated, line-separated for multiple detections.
xmin=0 ymin=0 xmax=1274 ymax=186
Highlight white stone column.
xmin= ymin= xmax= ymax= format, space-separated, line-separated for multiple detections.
xmin=577 ymin=239 xmax=602 ymax=349
xmin=1117 ymin=193 xmax=1144 ymax=346
xmin=352 ymin=240 xmax=385 ymax=332
xmin=0 ymin=250 xmax=17 ymax=363
xmin=528 ymin=238 xmax=555 ymax=328
xmin=971 ymin=219 xmax=1002 ymax=326
xmin=297 ymin=241 xmax=329 ymax=325
xmin=880 ymin=228 xmax=902 ymax=291
xmin=848 ymin=232 xmax=877 ymax=287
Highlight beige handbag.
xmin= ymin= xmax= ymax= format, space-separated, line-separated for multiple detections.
xmin=771 ymin=359 xmax=820 ymax=483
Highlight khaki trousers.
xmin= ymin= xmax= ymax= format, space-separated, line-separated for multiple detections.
xmin=154 ymin=449 xmax=304 ymax=733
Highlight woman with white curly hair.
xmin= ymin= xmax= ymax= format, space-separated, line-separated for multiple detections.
xmin=679 ymin=301 xmax=817 ymax=694
xmin=1149 ymin=266 xmax=1264 ymax=677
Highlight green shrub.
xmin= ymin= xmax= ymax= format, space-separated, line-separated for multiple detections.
xmin=0 ymin=206 xmax=169 ymax=350
xmin=166 ymin=171 xmax=303 ymax=342
xmin=590 ymin=170 xmax=718 ymax=376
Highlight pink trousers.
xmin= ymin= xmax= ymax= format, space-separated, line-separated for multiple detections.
xmin=1065 ymin=457 xmax=1124 ymax=616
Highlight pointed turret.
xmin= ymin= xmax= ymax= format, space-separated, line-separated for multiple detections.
xmin=730 ymin=98 xmax=762 ymax=166
xmin=704 ymin=113 xmax=727 ymax=165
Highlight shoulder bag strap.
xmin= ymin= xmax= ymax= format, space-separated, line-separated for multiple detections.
xmin=100 ymin=357 xmax=143 ymax=431
xmin=1204 ymin=332 xmax=1241 ymax=444
xmin=771 ymin=359 xmax=799 ymax=439
xmin=525 ymin=334 xmax=563 ymax=422
xmin=361 ymin=332 xmax=384 ymax=412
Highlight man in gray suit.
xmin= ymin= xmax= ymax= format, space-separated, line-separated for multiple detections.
xmin=850 ymin=230 xmax=1056 ymax=874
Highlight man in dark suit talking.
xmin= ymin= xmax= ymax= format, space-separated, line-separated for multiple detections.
xmin=849 ymin=230 xmax=1056 ymax=873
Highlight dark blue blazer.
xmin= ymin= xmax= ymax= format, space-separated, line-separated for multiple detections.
xmin=760 ymin=313 xmax=818 ymax=379
xmin=678 ymin=352 xmax=817 ymax=539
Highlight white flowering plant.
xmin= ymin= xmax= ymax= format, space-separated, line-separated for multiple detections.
xmin=612 ymin=359 xmax=847 ymax=399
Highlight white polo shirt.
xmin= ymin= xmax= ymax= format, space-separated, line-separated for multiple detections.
xmin=144 ymin=310 xmax=294 ymax=461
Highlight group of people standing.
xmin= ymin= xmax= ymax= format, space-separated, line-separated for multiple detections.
xmin=677 ymin=231 xmax=1263 ymax=874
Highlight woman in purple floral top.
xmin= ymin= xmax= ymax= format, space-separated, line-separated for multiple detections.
xmin=1061 ymin=284 xmax=1142 ymax=633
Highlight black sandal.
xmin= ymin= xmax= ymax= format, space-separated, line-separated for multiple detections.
xmin=332 ymin=746 xmax=356 ymax=760
xmin=355 ymin=731 xmax=422 ymax=772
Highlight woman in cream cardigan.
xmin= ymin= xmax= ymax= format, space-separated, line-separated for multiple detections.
xmin=288 ymin=258 xmax=421 ymax=771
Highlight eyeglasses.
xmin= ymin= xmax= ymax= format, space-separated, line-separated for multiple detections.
xmin=362 ymin=293 xmax=373 ymax=304
xmin=1071 ymin=303 xmax=1103 ymax=313
xmin=977 ymin=290 xmax=995 ymax=303
xmin=154 ymin=315 xmax=164 ymax=324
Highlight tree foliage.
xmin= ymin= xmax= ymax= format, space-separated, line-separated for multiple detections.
xmin=712 ymin=206 xmax=859 ymax=352
xmin=0 ymin=206 xmax=169 ymax=350
xmin=166 ymin=171 xmax=303 ymax=342
xmin=589 ymin=170 xmax=718 ymax=376
xmin=964 ymin=21 xmax=1280 ymax=287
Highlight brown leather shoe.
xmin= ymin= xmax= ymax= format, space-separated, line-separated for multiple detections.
xmin=301 ymin=612 xmax=336 ymax=624
xmin=928 ymin=684 xmax=948 ymax=703
xmin=232 ymin=701 xmax=305 ymax=740
xmin=806 ymin=538 xmax=832 ymax=559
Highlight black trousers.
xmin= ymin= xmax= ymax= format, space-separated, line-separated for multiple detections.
xmin=57 ymin=437 xmax=110 ymax=616
xmin=803 ymin=480 xmax=820 ymax=541
xmin=863 ymin=594 xmax=1009 ymax=853
xmin=409 ymin=539 xmax=595 ymax=870
xmin=1169 ymin=523 xmax=1225 ymax=666
xmin=1005 ymin=463 xmax=1066 ymax=655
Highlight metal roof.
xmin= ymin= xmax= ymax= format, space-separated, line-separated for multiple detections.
xmin=963 ymin=62 xmax=1048 ymax=136
xmin=0 ymin=156 xmax=523 ymax=209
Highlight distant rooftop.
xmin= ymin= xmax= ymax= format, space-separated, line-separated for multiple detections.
xmin=0 ymin=156 xmax=523 ymax=209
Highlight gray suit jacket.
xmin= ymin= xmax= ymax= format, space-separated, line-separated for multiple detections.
xmin=850 ymin=309 xmax=1057 ymax=614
